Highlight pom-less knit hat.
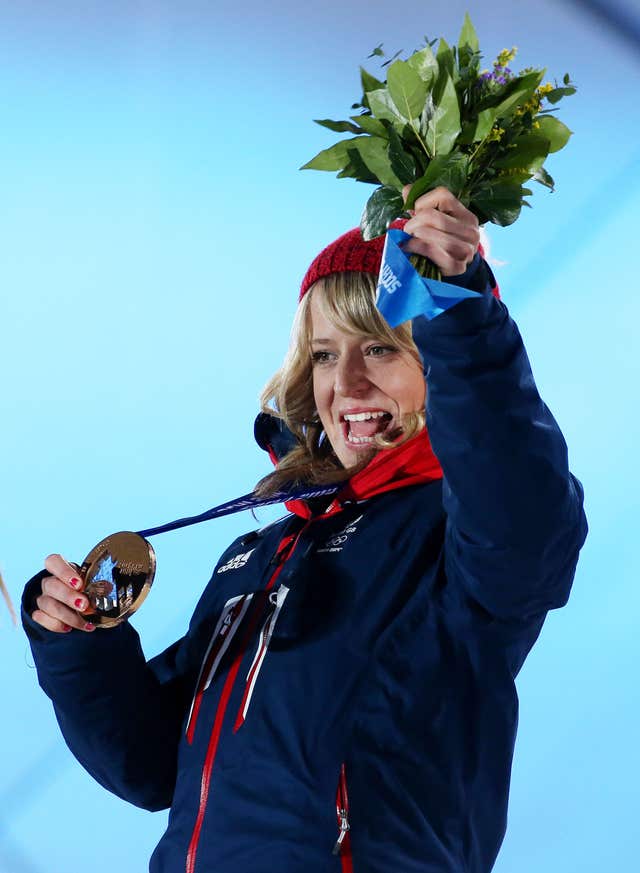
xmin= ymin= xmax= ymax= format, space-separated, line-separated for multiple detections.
xmin=299 ymin=220 xmax=407 ymax=301
xmin=299 ymin=220 xmax=499 ymax=302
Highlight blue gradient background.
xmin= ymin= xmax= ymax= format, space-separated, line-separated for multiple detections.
xmin=1 ymin=1 xmax=638 ymax=871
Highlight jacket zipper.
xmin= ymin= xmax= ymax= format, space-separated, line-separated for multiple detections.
xmin=185 ymin=528 xmax=304 ymax=873
xmin=333 ymin=763 xmax=353 ymax=871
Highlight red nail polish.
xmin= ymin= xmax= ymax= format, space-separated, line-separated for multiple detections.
xmin=70 ymin=578 xmax=80 ymax=589
xmin=62 ymin=624 xmax=72 ymax=633
xmin=84 ymin=622 xmax=95 ymax=632
xmin=74 ymin=598 xmax=85 ymax=609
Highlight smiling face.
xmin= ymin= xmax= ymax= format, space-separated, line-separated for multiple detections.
xmin=309 ymin=286 xmax=426 ymax=468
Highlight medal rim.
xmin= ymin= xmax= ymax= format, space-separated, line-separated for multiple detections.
xmin=80 ymin=531 xmax=156 ymax=628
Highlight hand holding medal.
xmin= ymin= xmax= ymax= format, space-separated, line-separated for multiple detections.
xmin=32 ymin=484 xmax=341 ymax=629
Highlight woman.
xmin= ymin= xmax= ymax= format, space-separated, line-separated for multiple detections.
xmin=22 ymin=188 xmax=587 ymax=873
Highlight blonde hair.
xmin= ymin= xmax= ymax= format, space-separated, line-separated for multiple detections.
xmin=256 ymin=271 xmax=425 ymax=496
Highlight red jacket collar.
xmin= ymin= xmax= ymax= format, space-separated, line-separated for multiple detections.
xmin=285 ymin=429 xmax=442 ymax=519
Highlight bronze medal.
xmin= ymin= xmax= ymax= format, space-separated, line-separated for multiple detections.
xmin=67 ymin=483 xmax=339 ymax=628
xmin=79 ymin=532 xmax=156 ymax=628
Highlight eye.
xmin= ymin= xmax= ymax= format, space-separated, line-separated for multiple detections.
xmin=365 ymin=343 xmax=396 ymax=357
xmin=311 ymin=350 xmax=335 ymax=365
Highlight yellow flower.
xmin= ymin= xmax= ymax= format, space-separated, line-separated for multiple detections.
xmin=517 ymin=96 xmax=541 ymax=116
xmin=487 ymin=126 xmax=505 ymax=142
xmin=496 ymin=46 xmax=517 ymax=67
xmin=533 ymin=121 xmax=541 ymax=129
xmin=537 ymin=82 xmax=554 ymax=98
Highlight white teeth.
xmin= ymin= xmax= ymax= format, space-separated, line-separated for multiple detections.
xmin=343 ymin=411 xmax=387 ymax=422
xmin=347 ymin=433 xmax=375 ymax=444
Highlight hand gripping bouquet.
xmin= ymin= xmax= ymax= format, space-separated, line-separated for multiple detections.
xmin=301 ymin=13 xmax=576 ymax=279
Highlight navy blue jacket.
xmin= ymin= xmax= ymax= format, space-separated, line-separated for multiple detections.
xmin=23 ymin=258 xmax=587 ymax=873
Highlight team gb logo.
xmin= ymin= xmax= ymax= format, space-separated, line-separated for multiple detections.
xmin=317 ymin=515 xmax=363 ymax=554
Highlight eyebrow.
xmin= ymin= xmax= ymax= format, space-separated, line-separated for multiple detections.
xmin=310 ymin=338 xmax=333 ymax=345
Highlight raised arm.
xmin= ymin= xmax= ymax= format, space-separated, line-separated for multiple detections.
xmin=403 ymin=188 xmax=587 ymax=620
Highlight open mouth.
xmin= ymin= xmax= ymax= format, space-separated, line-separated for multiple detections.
xmin=341 ymin=410 xmax=394 ymax=446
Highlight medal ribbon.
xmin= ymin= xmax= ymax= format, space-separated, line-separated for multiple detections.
xmin=136 ymin=485 xmax=340 ymax=539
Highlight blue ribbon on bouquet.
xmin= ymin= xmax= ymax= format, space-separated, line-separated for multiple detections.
xmin=375 ymin=228 xmax=481 ymax=328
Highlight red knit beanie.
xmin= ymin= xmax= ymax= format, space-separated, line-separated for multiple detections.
xmin=299 ymin=220 xmax=407 ymax=301
xmin=299 ymin=220 xmax=499 ymax=301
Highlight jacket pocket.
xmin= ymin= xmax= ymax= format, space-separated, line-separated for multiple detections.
xmin=185 ymin=593 xmax=255 ymax=744
xmin=333 ymin=762 xmax=353 ymax=869
xmin=232 ymin=583 xmax=290 ymax=732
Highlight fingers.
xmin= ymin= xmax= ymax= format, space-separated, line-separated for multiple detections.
xmin=403 ymin=236 xmax=477 ymax=277
xmin=32 ymin=603 xmax=95 ymax=634
xmin=402 ymin=185 xmax=471 ymax=215
xmin=44 ymin=553 xmax=84 ymax=591
xmin=405 ymin=207 xmax=479 ymax=245
xmin=400 ymin=186 xmax=479 ymax=276
xmin=403 ymin=209 xmax=478 ymax=275
xmin=32 ymin=556 xmax=96 ymax=634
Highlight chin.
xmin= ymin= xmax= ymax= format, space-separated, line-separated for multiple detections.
xmin=336 ymin=441 xmax=379 ymax=469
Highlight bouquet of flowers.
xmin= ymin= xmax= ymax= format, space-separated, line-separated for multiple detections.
xmin=302 ymin=14 xmax=575 ymax=260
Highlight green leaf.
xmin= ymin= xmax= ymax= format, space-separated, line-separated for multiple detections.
xmin=532 ymin=166 xmax=555 ymax=190
xmin=493 ymin=134 xmax=550 ymax=172
xmin=471 ymin=179 xmax=524 ymax=226
xmin=436 ymin=38 xmax=455 ymax=81
xmin=351 ymin=114 xmax=389 ymax=138
xmin=349 ymin=136 xmax=404 ymax=188
xmin=475 ymin=109 xmax=497 ymax=140
xmin=314 ymin=118 xmax=363 ymax=134
xmin=419 ymin=93 xmax=435 ymax=132
xmin=360 ymin=66 xmax=385 ymax=95
xmin=458 ymin=107 xmax=496 ymax=144
xmin=405 ymin=153 xmax=470 ymax=209
xmin=387 ymin=60 xmax=429 ymax=120
xmin=458 ymin=12 xmax=479 ymax=53
xmin=368 ymin=88 xmax=405 ymax=125
xmin=493 ymin=69 xmax=544 ymax=118
xmin=496 ymin=170 xmax=534 ymax=184
xmin=301 ymin=135 xmax=392 ymax=175
xmin=544 ymin=85 xmax=576 ymax=104
xmin=398 ymin=122 xmax=430 ymax=174
xmin=387 ymin=125 xmax=417 ymax=185
xmin=457 ymin=43 xmax=479 ymax=77
xmin=361 ymin=186 xmax=406 ymax=240
xmin=425 ymin=74 xmax=461 ymax=156
xmin=535 ymin=115 xmax=572 ymax=152
xmin=338 ymin=149 xmax=380 ymax=184
xmin=406 ymin=44 xmax=438 ymax=86
xmin=300 ymin=138 xmax=361 ymax=171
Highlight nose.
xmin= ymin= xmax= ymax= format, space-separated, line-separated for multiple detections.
xmin=334 ymin=351 xmax=371 ymax=397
